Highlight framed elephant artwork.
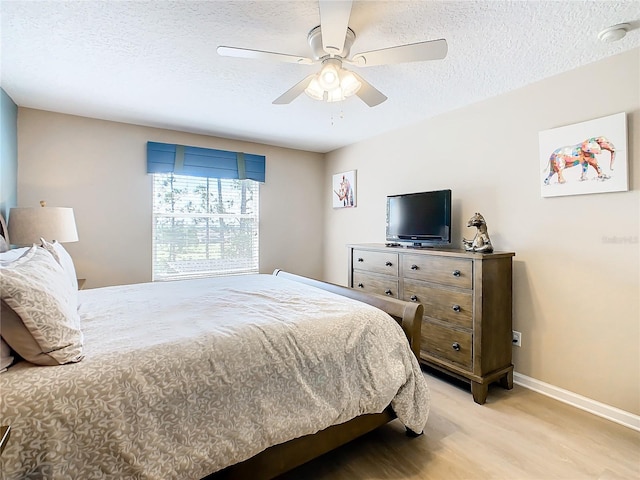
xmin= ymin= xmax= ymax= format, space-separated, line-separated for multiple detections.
xmin=333 ymin=170 xmax=357 ymax=208
xmin=539 ymin=112 xmax=628 ymax=198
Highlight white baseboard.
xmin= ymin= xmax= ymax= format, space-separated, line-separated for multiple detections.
xmin=513 ymin=372 xmax=640 ymax=432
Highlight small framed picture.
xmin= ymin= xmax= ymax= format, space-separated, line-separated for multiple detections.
xmin=332 ymin=170 xmax=356 ymax=208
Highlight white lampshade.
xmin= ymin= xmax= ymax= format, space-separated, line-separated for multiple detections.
xmin=318 ymin=62 xmax=340 ymax=90
xmin=305 ymin=77 xmax=325 ymax=101
xmin=326 ymin=87 xmax=345 ymax=103
xmin=8 ymin=204 xmax=78 ymax=246
xmin=339 ymin=70 xmax=362 ymax=97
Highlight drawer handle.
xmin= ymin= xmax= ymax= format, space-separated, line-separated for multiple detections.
xmin=357 ymin=283 xmax=364 ymax=288
xmin=357 ymin=258 xmax=364 ymax=262
xmin=410 ymin=295 xmax=418 ymax=302
xmin=385 ymin=289 xmax=393 ymax=296
xmin=452 ymin=304 xmax=461 ymax=312
xmin=385 ymin=261 xmax=393 ymax=267
xmin=452 ymin=270 xmax=461 ymax=277
xmin=411 ymin=264 xmax=419 ymax=270
xmin=452 ymin=342 xmax=461 ymax=351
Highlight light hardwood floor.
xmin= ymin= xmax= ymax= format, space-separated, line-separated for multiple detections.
xmin=278 ymin=369 xmax=640 ymax=479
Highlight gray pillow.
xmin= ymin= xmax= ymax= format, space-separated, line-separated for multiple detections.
xmin=0 ymin=245 xmax=84 ymax=365
xmin=40 ymin=238 xmax=78 ymax=291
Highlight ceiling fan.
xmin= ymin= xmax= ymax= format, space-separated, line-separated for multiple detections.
xmin=217 ymin=0 xmax=447 ymax=107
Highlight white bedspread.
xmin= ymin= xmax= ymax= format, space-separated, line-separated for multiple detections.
xmin=0 ymin=274 xmax=429 ymax=479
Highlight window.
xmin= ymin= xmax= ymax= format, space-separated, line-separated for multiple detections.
xmin=152 ymin=173 xmax=259 ymax=281
xmin=147 ymin=141 xmax=264 ymax=281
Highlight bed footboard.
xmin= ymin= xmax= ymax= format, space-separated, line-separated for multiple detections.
xmin=207 ymin=270 xmax=425 ymax=480
xmin=273 ymin=269 xmax=423 ymax=359
xmin=208 ymin=408 xmax=396 ymax=480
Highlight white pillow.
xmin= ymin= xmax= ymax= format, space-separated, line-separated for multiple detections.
xmin=41 ymin=239 xmax=78 ymax=291
xmin=0 ymin=245 xmax=84 ymax=365
xmin=0 ymin=338 xmax=14 ymax=372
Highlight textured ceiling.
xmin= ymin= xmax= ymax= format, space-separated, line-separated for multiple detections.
xmin=1 ymin=1 xmax=639 ymax=153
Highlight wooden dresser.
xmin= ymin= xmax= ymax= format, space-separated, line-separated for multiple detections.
xmin=347 ymin=243 xmax=515 ymax=404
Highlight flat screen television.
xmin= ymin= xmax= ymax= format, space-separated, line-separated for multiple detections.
xmin=386 ymin=189 xmax=452 ymax=247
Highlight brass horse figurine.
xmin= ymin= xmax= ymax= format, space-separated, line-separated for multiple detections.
xmin=463 ymin=213 xmax=493 ymax=253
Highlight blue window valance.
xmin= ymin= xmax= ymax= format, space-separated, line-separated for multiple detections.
xmin=147 ymin=141 xmax=265 ymax=182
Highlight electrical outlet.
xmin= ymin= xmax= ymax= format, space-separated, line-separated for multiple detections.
xmin=512 ymin=330 xmax=522 ymax=347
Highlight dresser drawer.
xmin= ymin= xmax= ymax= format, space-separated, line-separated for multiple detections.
xmin=402 ymin=254 xmax=472 ymax=289
xmin=352 ymin=249 xmax=399 ymax=276
xmin=422 ymin=321 xmax=472 ymax=370
xmin=352 ymin=272 xmax=399 ymax=298
xmin=404 ymin=279 xmax=472 ymax=328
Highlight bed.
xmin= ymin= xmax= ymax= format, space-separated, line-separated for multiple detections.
xmin=0 ymin=227 xmax=428 ymax=479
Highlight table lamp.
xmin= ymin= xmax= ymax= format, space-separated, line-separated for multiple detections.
xmin=8 ymin=201 xmax=78 ymax=246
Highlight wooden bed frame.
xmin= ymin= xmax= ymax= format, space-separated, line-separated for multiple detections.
xmin=207 ymin=269 xmax=424 ymax=480
xmin=0 ymin=221 xmax=423 ymax=480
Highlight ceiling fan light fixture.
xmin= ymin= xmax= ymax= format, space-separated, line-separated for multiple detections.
xmin=339 ymin=70 xmax=361 ymax=97
xmin=305 ymin=77 xmax=326 ymax=101
xmin=305 ymin=59 xmax=361 ymax=103
xmin=326 ymin=88 xmax=345 ymax=103
xmin=318 ymin=60 xmax=341 ymax=90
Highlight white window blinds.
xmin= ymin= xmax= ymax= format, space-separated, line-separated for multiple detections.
xmin=152 ymin=173 xmax=259 ymax=281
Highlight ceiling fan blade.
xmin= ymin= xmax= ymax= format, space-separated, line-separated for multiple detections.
xmin=217 ymin=46 xmax=314 ymax=65
xmin=272 ymin=75 xmax=316 ymax=105
xmin=351 ymin=72 xmax=387 ymax=107
xmin=352 ymin=39 xmax=448 ymax=67
xmin=318 ymin=0 xmax=353 ymax=56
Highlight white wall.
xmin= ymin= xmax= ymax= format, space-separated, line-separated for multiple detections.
xmin=16 ymin=110 xmax=325 ymax=287
xmin=323 ymin=49 xmax=640 ymax=415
